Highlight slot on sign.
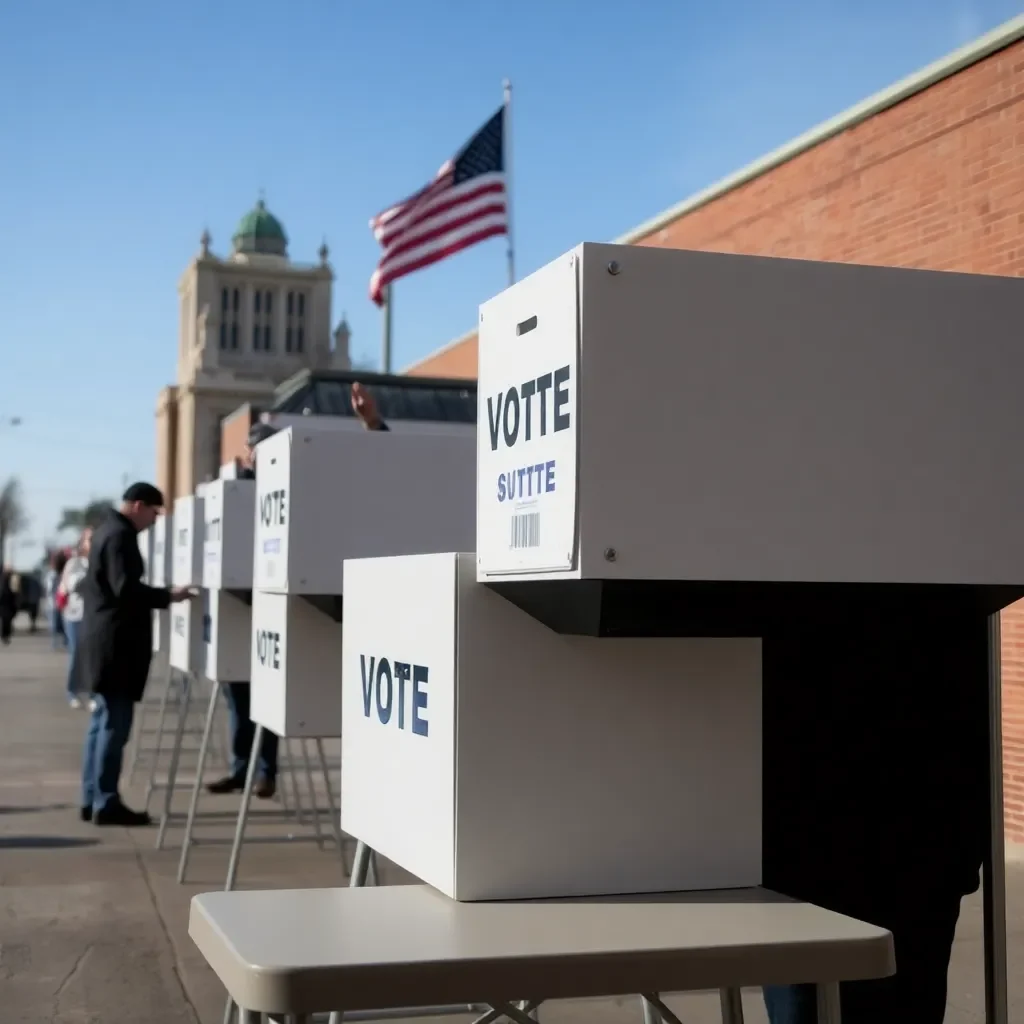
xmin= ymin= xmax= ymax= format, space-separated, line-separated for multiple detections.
xmin=516 ymin=314 xmax=538 ymax=336
xmin=359 ymin=655 xmax=428 ymax=736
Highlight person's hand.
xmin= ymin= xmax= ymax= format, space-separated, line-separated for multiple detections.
xmin=169 ymin=586 xmax=200 ymax=603
xmin=350 ymin=381 xmax=383 ymax=430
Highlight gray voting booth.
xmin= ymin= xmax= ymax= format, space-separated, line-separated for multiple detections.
xmin=193 ymin=244 xmax=1021 ymax=1023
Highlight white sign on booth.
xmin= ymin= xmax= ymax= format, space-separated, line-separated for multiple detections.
xmin=204 ymin=589 xmax=251 ymax=682
xmin=151 ymin=515 xmax=173 ymax=653
xmin=169 ymin=599 xmax=205 ymax=674
xmin=476 ymin=252 xmax=578 ymax=577
xmin=341 ymin=552 xmax=762 ymax=902
xmin=249 ymin=590 xmax=342 ymax=738
xmin=151 ymin=514 xmax=172 ymax=588
xmin=202 ymin=478 xmax=255 ymax=590
xmin=172 ymin=495 xmax=204 ymax=588
xmin=476 ymin=242 xmax=1024 ymax=587
xmin=138 ymin=528 xmax=154 ymax=584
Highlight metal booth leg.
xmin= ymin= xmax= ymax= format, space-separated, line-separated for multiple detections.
xmin=984 ymin=613 xmax=1008 ymax=1024
xmin=315 ymin=738 xmax=347 ymax=868
xmin=284 ymin=738 xmax=309 ymax=825
xmin=221 ymin=726 xmax=263 ymax=1024
xmin=156 ymin=671 xmax=193 ymax=849
xmin=143 ymin=665 xmax=176 ymax=812
xmin=177 ymin=678 xmax=221 ymax=883
xmin=300 ymin=739 xmax=325 ymax=849
xmin=224 ymin=724 xmax=263 ymax=892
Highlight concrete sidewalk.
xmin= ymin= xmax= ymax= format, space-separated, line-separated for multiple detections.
xmin=1 ymin=629 xmax=1023 ymax=1023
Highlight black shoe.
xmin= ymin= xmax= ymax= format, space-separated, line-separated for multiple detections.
xmin=80 ymin=806 xmax=93 ymax=822
xmin=93 ymin=801 xmax=151 ymax=827
xmin=206 ymin=774 xmax=246 ymax=795
xmin=254 ymin=777 xmax=277 ymax=800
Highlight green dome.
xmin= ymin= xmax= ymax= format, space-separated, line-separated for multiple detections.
xmin=232 ymin=199 xmax=288 ymax=256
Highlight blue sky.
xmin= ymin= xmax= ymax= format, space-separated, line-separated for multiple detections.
xmin=0 ymin=0 xmax=1019 ymax=566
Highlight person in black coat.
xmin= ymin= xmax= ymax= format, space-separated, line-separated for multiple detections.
xmin=208 ymin=384 xmax=390 ymax=799
xmin=0 ymin=567 xmax=17 ymax=644
xmin=76 ymin=482 xmax=198 ymax=826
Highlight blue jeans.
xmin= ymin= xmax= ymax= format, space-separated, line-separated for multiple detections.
xmin=64 ymin=618 xmax=80 ymax=698
xmin=51 ymin=607 xmax=65 ymax=649
xmin=81 ymin=694 xmax=135 ymax=811
xmin=226 ymin=682 xmax=278 ymax=781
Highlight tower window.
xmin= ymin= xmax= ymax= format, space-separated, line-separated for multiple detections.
xmin=253 ymin=325 xmax=260 ymax=349
xmin=285 ymin=327 xmax=292 ymax=352
xmin=233 ymin=288 xmax=240 ymax=312
xmin=219 ymin=323 xmax=227 ymax=349
xmin=265 ymin=290 xmax=273 ymax=314
xmin=231 ymin=323 xmax=238 ymax=348
xmin=254 ymin=291 xmax=261 ymax=314
xmin=296 ymin=327 xmax=304 ymax=352
xmin=287 ymin=291 xmax=294 ymax=316
xmin=297 ymin=293 xmax=305 ymax=317
xmin=221 ymin=288 xmax=228 ymax=311
xmin=264 ymin=325 xmax=272 ymax=350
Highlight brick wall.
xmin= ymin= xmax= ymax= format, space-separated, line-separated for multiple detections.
xmin=403 ymin=40 xmax=1024 ymax=840
xmin=636 ymin=41 xmax=1024 ymax=843
xmin=219 ymin=404 xmax=257 ymax=470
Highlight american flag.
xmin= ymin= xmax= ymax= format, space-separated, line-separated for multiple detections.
xmin=369 ymin=107 xmax=507 ymax=306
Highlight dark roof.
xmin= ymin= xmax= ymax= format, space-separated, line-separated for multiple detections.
xmin=270 ymin=369 xmax=476 ymax=424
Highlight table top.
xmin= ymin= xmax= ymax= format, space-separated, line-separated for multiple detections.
xmin=190 ymin=885 xmax=894 ymax=1015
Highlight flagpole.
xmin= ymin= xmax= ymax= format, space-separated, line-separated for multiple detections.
xmin=503 ymin=78 xmax=515 ymax=287
xmin=381 ymin=284 xmax=393 ymax=374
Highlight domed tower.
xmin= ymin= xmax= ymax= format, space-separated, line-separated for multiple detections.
xmin=231 ymin=198 xmax=289 ymax=259
xmin=166 ymin=198 xmax=346 ymax=502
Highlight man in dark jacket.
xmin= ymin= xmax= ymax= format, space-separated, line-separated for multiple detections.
xmin=0 ymin=566 xmax=17 ymax=644
xmin=76 ymin=482 xmax=197 ymax=826
xmin=208 ymin=384 xmax=390 ymax=798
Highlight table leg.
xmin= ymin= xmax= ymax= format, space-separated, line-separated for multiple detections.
xmin=719 ymin=988 xmax=744 ymax=1024
xmin=156 ymin=671 xmax=193 ymax=849
xmin=177 ymin=679 xmax=220 ymax=883
xmin=815 ymin=982 xmax=841 ymax=1023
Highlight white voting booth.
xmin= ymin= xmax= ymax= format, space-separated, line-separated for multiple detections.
xmin=150 ymin=514 xmax=173 ymax=654
xmin=249 ymin=422 xmax=476 ymax=740
xmin=169 ymin=494 xmax=205 ymax=674
xmin=339 ymin=243 xmax=1022 ymax=1020
xmin=202 ymin=478 xmax=255 ymax=682
xmin=341 ymin=552 xmax=761 ymax=901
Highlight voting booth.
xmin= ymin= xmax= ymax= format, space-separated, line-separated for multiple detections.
xmin=341 ymin=552 xmax=761 ymax=901
xmin=249 ymin=423 xmax=476 ymax=740
xmin=202 ymin=479 xmax=256 ymax=683
xmin=336 ymin=244 xmax=1020 ymax=1022
xmin=172 ymin=494 xmax=205 ymax=589
xmin=151 ymin=514 xmax=173 ymax=654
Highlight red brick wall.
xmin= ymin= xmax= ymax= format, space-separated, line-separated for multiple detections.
xmin=638 ymin=41 xmax=1024 ymax=843
xmin=404 ymin=40 xmax=1024 ymax=841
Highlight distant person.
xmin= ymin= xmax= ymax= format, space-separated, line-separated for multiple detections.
xmin=45 ymin=551 xmax=68 ymax=649
xmin=59 ymin=528 xmax=93 ymax=708
xmin=210 ymin=387 xmax=389 ymax=797
xmin=76 ymin=483 xmax=198 ymax=826
xmin=0 ymin=566 xmax=16 ymax=645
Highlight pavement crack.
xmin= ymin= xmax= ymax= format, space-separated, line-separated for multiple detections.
xmin=54 ymin=943 xmax=92 ymax=999
xmin=133 ymin=845 xmax=201 ymax=1023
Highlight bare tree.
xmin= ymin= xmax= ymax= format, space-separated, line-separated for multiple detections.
xmin=57 ymin=499 xmax=114 ymax=532
xmin=0 ymin=477 xmax=28 ymax=566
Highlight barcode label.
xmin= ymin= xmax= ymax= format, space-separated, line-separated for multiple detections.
xmin=510 ymin=512 xmax=540 ymax=549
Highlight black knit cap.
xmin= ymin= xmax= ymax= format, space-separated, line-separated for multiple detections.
xmin=122 ymin=482 xmax=164 ymax=508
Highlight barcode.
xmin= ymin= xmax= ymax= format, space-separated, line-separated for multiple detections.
xmin=510 ymin=513 xmax=540 ymax=549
